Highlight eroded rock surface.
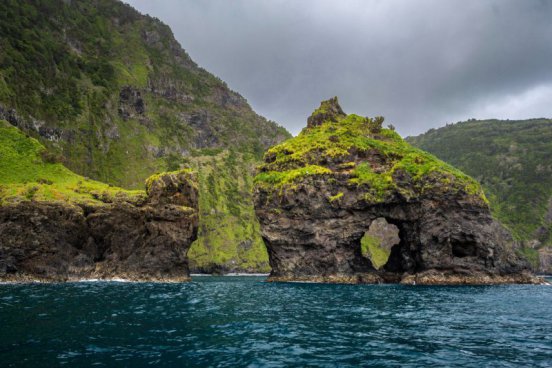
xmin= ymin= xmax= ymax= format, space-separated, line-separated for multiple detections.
xmin=0 ymin=170 xmax=198 ymax=282
xmin=253 ymin=98 xmax=540 ymax=284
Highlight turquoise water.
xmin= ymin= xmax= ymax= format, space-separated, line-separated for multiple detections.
xmin=0 ymin=276 xmax=551 ymax=367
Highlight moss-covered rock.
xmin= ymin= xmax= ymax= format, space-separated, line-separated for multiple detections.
xmin=186 ymin=151 xmax=271 ymax=274
xmin=256 ymin=97 xmax=486 ymax=203
xmin=253 ymin=98 xmax=539 ymax=285
xmin=0 ymin=122 xmax=199 ymax=281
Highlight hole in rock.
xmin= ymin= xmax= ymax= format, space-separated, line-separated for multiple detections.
xmin=360 ymin=218 xmax=400 ymax=270
xmin=451 ymin=240 xmax=477 ymax=258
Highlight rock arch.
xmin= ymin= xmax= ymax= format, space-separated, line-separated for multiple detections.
xmin=254 ymin=98 xmax=538 ymax=284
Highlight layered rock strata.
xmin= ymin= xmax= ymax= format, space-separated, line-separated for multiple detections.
xmin=0 ymin=171 xmax=198 ymax=282
xmin=253 ymin=98 xmax=541 ymax=285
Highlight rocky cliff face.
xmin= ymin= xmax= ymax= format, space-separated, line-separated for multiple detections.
xmin=0 ymin=170 xmax=198 ymax=282
xmin=0 ymin=0 xmax=291 ymax=274
xmin=406 ymin=118 xmax=552 ymax=274
xmin=253 ymin=98 xmax=539 ymax=284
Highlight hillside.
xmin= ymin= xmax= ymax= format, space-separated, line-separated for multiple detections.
xmin=0 ymin=120 xmax=143 ymax=205
xmin=0 ymin=119 xmax=203 ymax=282
xmin=407 ymin=119 xmax=552 ymax=271
xmin=0 ymin=0 xmax=291 ymax=272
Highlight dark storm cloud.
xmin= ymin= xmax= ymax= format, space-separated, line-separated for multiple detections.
xmin=125 ymin=0 xmax=552 ymax=136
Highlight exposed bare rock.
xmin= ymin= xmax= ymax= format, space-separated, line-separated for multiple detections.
xmin=118 ymin=86 xmax=146 ymax=120
xmin=0 ymin=170 xmax=199 ymax=282
xmin=306 ymin=96 xmax=346 ymax=129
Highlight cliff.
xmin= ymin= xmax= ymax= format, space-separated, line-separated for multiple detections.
xmin=253 ymin=98 xmax=539 ymax=284
xmin=0 ymin=0 xmax=291 ymax=273
xmin=0 ymin=121 xmax=198 ymax=282
xmin=407 ymin=119 xmax=552 ymax=274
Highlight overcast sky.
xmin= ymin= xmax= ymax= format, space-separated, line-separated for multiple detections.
xmin=126 ymin=0 xmax=552 ymax=136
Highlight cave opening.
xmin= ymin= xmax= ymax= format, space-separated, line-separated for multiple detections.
xmin=382 ymin=219 xmax=423 ymax=274
xmin=451 ymin=240 xmax=477 ymax=258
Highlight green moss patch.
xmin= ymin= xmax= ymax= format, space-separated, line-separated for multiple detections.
xmin=254 ymin=165 xmax=332 ymax=190
xmin=187 ymin=150 xmax=271 ymax=273
xmin=360 ymin=232 xmax=391 ymax=270
xmin=255 ymin=106 xmax=486 ymax=204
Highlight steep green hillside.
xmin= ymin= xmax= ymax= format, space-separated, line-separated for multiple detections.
xmin=0 ymin=0 xmax=290 ymax=272
xmin=187 ymin=151 xmax=270 ymax=273
xmin=0 ymin=0 xmax=289 ymax=186
xmin=0 ymin=120 xmax=143 ymax=205
xmin=407 ymin=119 xmax=552 ymax=267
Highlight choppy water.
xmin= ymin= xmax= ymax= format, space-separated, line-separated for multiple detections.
xmin=0 ymin=276 xmax=551 ymax=367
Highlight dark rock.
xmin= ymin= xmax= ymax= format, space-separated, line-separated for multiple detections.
xmin=306 ymin=96 xmax=346 ymax=129
xmin=118 ymin=86 xmax=145 ymax=120
xmin=538 ymin=248 xmax=552 ymax=275
xmin=0 ymin=170 xmax=199 ymax=282
xmin=254 ymin=99 xmax=541 ymax=285
xmin=186 ymin=111 xmax=220 ymax=148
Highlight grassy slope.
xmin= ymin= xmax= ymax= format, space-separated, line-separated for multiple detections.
xmin=0 ymin=0 xmax=291 ymax=272
xmin=0 ymin=120 xmax=143 ymax=205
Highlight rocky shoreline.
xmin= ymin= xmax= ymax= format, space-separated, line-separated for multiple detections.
xmin=0 ymin=171 xmax=199 ymax=282
xmin=267 ymin=272 xmax=545 ymax=285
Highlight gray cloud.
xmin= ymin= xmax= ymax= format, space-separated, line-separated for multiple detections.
xmin=125 ymin=0 xmax=552 ymax=136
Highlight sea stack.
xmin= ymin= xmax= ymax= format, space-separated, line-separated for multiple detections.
xmin=253 ymin=97 xmax=539 ymax=284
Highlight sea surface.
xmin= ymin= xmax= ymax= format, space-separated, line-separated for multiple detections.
xmin=0 ymin=276 xmax=551 ymax=367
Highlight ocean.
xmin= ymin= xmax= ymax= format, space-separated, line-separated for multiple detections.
xmin=1 ymin=276 xmax=551 ymax=367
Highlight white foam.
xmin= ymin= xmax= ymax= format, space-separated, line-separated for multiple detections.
xmin=77 ymin=278 xmax=131 ymax=283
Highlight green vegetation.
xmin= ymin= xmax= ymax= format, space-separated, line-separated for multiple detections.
xmin=360 ymin=232 xmax=390 ymax=270
xmin=254 ymin=165 xmax=332 ymax=191
xmin=407 ymin=119 xmax=552 ymax=245
xmin=328 ymin=192 xmax=344 ymax=202
xmin=0 ymin=0 xmax=291 ymax=272
xmin=187 ymin=151 xmax=270 ymax=273
xmin=0 ymin=0 xmax=289 ymax=188
xmin=255 ymin=111 xmax=485 ymax=203
xmin=0 ymin=120 xmax=143 ymax=205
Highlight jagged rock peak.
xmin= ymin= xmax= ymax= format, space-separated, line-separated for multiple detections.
xmin=306 ymin=97 xmax=346 ymax=128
